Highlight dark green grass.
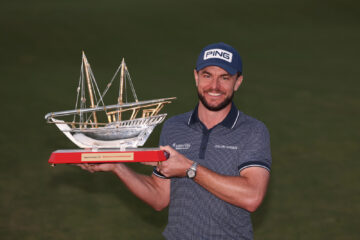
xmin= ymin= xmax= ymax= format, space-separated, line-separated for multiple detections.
xmin=1 ymin=0 xmax=359 ymax=239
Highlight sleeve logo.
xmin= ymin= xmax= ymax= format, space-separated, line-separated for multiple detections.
xmin=204 ymin=49 xmax=233 ymax=63
xmin=172 ymin=143 xmax=191 ymax=150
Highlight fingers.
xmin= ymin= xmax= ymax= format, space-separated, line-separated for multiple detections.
xmin=75 ymin=163 xmax=98 ymax=173
xmin=83 ymin=163 xmax=95 ymax=173
xmin=140 ymin=161 xmax=158 ymax=166
xmin=157 ymin=161 xmax=163 ymax=172
xmin=157 ymin=160 xmax=170 ymax=177
xmin=156 ymin=162 xmax=164 ymax=176
xmin=160 ymin=145 xmax=172 ymax=152
xmin=160 ymin=145 xmax=175 ymax=159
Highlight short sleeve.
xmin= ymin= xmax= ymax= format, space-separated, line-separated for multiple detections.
xmin=152 ymin=121 xmax=170 ymax=179
xmin=158 ymin=122 xmax=168 ymax=146
xmin=237 ymin=122 xmax=272 ymax=173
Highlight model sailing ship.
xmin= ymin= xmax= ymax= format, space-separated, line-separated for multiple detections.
xmin=45 ymin=52 xmax=175 ymax=150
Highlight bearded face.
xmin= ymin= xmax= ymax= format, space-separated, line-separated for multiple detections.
xmin=194 ymin=66 xmax=242 ymax=112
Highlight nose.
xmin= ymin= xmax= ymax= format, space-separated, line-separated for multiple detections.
xmin=210 ymin=78 xmax=220 ymax=90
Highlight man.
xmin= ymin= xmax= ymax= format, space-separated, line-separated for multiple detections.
xmin=79 ymin=42 xmax=271 ymax=240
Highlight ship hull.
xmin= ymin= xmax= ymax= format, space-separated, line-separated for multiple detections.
xmin=51 ymin=114 xmax=166 ymax=149
xmin=75 ymin=126 xmax=146 ymax=141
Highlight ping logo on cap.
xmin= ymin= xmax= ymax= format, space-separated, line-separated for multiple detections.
xmin=203 ymin=48 xmax=233 ymax=63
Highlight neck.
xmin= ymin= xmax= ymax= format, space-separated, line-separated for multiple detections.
xmin=197 ymin=102 xmax=232 ymax=129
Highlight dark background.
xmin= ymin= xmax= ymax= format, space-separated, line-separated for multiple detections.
xmin=1 ymin=0 xmax=359 ymax=239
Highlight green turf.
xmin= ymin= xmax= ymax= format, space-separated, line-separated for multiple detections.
xmin=1 ymin=0 xmax=359 ymax=239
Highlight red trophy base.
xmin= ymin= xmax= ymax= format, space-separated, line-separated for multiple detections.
xmin=48 ymin=148 xmax=167 ymax=165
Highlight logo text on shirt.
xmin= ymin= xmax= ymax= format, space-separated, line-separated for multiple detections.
xmin=214 ymin=144 xmax=238 ymax=150
xmin=172 ymin=143 xmax=191 ymax=150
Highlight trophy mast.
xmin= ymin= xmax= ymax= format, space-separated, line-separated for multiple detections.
xmin=82 ymin=51 xmax=98 ymax=128
xmin=118 ymin=58 xmax=125 ymax=121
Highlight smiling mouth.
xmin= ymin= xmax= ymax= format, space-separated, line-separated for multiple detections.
xmin=207 ymin=92 xmax=222 ymax=97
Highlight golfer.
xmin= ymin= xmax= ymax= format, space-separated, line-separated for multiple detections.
xmin=79 ymin=42 xmax=271 ymax=240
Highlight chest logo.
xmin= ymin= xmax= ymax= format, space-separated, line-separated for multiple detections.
xmin=214 ymin=144 xmax=238 ymax=150
xmin=172 ymin=143 xmax=191 ymax=150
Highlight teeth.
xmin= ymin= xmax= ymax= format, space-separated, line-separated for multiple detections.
xmin=208 ymin=92 xmax=221 ymax=96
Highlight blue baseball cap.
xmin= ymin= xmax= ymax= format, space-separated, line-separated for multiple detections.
xmin=195 ymin=42 xmax=242 ymax=75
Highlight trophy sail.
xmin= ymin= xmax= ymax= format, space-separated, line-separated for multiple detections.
xmin=45 ymin=52 xmax=175 ymax=150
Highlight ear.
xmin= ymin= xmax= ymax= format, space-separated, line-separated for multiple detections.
xmin=234 ymin=75 xmax=243 ymax=91
xmin=194 ymin=69 xmax=199 ymax=87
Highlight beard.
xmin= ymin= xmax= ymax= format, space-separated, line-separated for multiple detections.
xmin=197 ymin=90 xmax=234 ymax=111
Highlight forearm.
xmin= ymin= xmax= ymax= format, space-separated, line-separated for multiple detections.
xmin=156 ymin=145 xmax=269 ymax=211
xmin=194 ymin=165 xmax=269 ymax=212
xmin=112 ymin=164 xmax=170 ymax=211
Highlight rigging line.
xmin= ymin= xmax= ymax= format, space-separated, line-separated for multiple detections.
xmin=125 ymin=67 xmax=138 ymax=102
xmin=89 ymin=68 xmax=99 ymax=104
xmin=97 ymin=64 xmax=121 ymax=105
xmin=89 ymin=67 xmax=106 ymax=110
xmin=74 ymin=61 xmax=83 ymax=123
xmin=85 ymin=66 xmax=110 ymax=124
xmin=82 ymin=64 xmax=88 ymax=124
xmin=124 ymin=70 xmax=128 ymax=103
xmin=84 ymin=69 xmax=100 ymax=124
xmin=80 ymin=62 xmax=86 ymax=124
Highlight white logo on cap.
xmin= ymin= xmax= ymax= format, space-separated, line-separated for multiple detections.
xmin=204 ymin=48 xmax=233 ymax=63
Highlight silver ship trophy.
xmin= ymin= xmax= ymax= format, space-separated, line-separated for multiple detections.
xmin=45 ymin=52 xmax=175 ymax=165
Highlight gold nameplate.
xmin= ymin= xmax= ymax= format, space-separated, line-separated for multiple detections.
xmin=81 ymin=152 xmax=134 ymax=162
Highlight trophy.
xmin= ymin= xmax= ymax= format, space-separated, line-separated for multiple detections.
xmin=45 ymin=52 xmax=175 ymax=166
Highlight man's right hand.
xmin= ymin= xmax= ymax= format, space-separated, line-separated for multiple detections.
xmin=76 ymin=163 xmax=121 ymax=173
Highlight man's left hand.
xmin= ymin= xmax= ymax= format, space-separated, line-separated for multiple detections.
xmin=156 ymin=145 xmax=193 ymax=178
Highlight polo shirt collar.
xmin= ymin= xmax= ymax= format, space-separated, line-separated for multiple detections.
xmin=188 ymin=102 xmax=240 ymax=129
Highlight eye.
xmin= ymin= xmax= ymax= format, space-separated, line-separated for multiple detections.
xmin=222 ymin=76 xmax=230 ymax=80
xmin=203 ymin=74 xmax=211 ymax=78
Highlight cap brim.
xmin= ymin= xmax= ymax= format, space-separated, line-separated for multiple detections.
xmin=196 ymin=61 xmax=237 ymax=75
